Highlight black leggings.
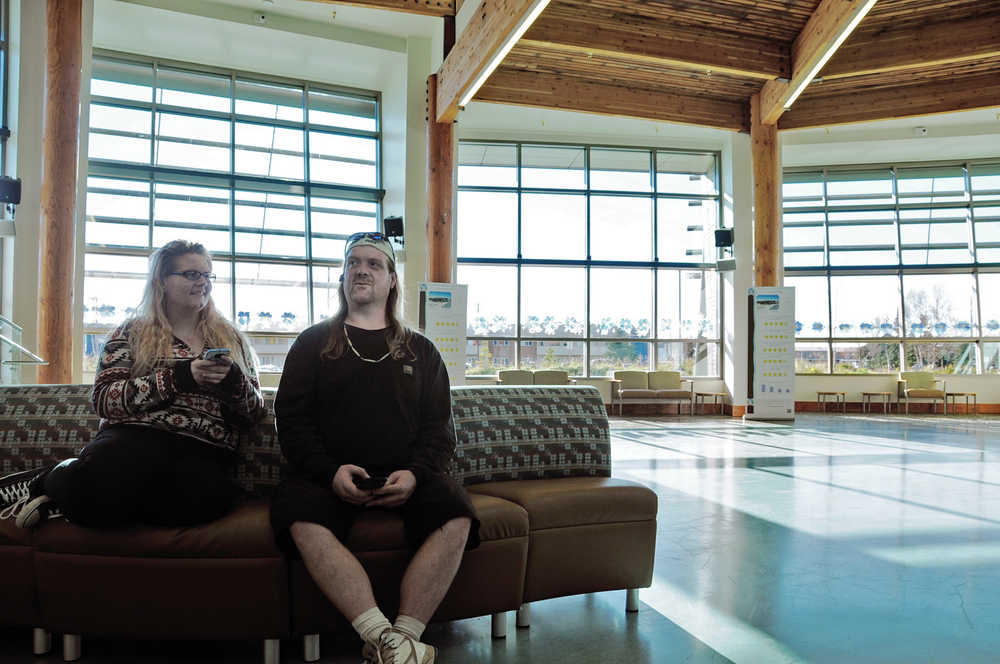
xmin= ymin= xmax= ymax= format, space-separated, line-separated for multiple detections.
xmin=45 ymin=425 xmax=244 ymax=528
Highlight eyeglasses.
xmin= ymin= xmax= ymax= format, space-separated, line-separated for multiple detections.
xmin=346 ymin=231 xmax=389 ymax=243
xmin=170 ymin=270 xmax=216 ymax=282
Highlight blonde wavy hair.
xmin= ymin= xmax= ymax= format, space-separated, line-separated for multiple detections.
xmin=128 ymin=240 xmax=256 ymax=377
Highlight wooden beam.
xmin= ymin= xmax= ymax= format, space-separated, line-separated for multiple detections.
xmin=426 ymin=74 xmax=454 ymax=283
xmin=476 ymin=69 xmax=749 ymax=132
xmin=822 ymin=14 xmax=1000 ymax=79
xmin=760 ymin=0 xmax=877 ymax=124
xmin=751 ymin=93 xmax=781 ymax=288
xmin=302 ymin=0 xmax=455 ymax=17
xmin=39 ymin=0 xmax=83 ymax=384
xmin=778 ymin=72 xmax=1000 ymax=130
xmin=435 ymin=0 xmax=549 ymax=122
xmin=521 ymin=15 xmax=787 ymax=80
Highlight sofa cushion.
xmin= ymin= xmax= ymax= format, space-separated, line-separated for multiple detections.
xmin=648 ymin=371 xmax=681 ymax=390
xmin=33 ymin=498 xmax=280 ymax=558
xmin=613 ymin=371 xmax=648 ymax=389
xmin=906 ymin=389 xmax=944 ymax=398
xmin=654 ymin=389 xmax=691 ymax=399
xmin=450 ymin=386 xmax=611 ymax=485
xmin=347 ymin=493 xmax=528 ymax=552
xmin=620 ymin=388 xmax=656 ymax=399
xmin=0 ymin=517 xmax=31 ymax=545
xmin=468 ymin=478 xmax=657 ymax=531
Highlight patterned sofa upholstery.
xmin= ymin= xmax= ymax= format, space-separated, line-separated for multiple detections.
xmin=0 ymin=384 xmax=657 ymax=662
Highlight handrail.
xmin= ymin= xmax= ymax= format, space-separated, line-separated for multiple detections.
xmin=0 ymin=333 xmax=48 ymax=365
xmin=0 ymin=313 xmax=23 ymax=334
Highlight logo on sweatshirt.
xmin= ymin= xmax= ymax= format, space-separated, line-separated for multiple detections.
xmin=403 ymin=365 xmax=413 ymax=376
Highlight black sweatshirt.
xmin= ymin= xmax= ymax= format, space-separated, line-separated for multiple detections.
xmin=274 ymin=321 xmax=456 ymax=488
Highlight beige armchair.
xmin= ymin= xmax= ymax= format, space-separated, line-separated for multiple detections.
xmin=497 ymin=369 xmax=534 ymax=385
xmin=532 ymin=370 xmax=575 ymax=385
xmin=898 ymin=371 xmax=946 ymax=414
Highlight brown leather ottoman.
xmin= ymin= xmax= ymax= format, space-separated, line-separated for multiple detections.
xmin=32 ymin=499 xmax=288 ymax=641
xmin=468 ymin=477 xmax=657 ymax=603
xmin=290 ymin=492 xmax=529 ymax=635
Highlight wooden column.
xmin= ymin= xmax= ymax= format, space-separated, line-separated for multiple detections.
xmin=750 ymin=93 xmax=781 ymax=288
xmin=38 ymin=0 xmax=83 ymax=383
xmin=426 ymin=74 xmax=454 ymax=283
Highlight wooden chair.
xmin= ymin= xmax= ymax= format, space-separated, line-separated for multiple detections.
xmin=497 ymin=369 xmax=534 ymax=385
xmin=898 ymin=371 xmax=946 ymax=414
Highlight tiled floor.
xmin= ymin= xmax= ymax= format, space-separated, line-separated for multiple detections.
xmin=3 ymin=413 xmax=998 ymax=663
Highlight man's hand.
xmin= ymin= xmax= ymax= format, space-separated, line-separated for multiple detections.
xmin=332 ymin=464 xmax=374 ymax=505
xmin=191 ymin=356 xmax=232 ymax=387
xmin=365 ymin=470 xmax=416 ymax=508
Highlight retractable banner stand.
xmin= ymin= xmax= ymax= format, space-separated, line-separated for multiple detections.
xmin=418 ymin=282 xmax=468 ymax=386
xmin=746 ymin=286 xmax=796 ymax=421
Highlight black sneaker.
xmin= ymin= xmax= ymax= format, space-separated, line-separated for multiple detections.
xmin=15 ymin=495 xmax=63 ymax=529
xmin=0 ymin=465 xmax=55 ymax=523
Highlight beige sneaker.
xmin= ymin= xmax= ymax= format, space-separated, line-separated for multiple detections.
xmin=370 ymin=628 xmax=434 ymax=664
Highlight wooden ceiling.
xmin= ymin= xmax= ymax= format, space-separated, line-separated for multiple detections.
xmin=336 ymin=0 xmax=1000 ymax=132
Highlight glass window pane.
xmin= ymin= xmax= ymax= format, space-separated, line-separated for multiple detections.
xmin=235 ymin=123 xmax=304 ymax=179
xmin=783 ymin=226 xmax=825 ymax=248
xmin=154 ymin=183 xmax=231 ymax=227
xmin=247 ymin=334 xmax=294 ymax=373
xmin=784 ymin=251 xmax=825 ymax=267
xmin=590 ymin=196 xmax=651 ymax=261
xmin=457 ymin=191 xmax=517 ymax=259
xmin=833 ymin=342 xmax=898 ymax=374
xmin=782 ymin=171 xmax=824 ymax=207
xmin=156 ymin=67 xmax=231 ymax=112
xmin=521 ymin=267 xmax=584 ymax=337
xmin=153 ymin=227 xmax=230 ymax=254
xmin=235 ymin=262 xmax=308 ymax=332
xmin=91 ymin=58 xmax=153 ymax=102
xmin=521 ymin=194 xmax=585 ymax=260
xmin=979 ymin=274 xmax=1000 ymax=335
xmin=457 ymin=264 xmax=516 ymax=337
xmin=83 ymin=253 xmax=149 ymax=330
xmin=235 ymin=232 xmax=305 ymax=258
xmin=656 ymin=341 xmax=719 ymax=376
xmin=590 ymin=268 xmax=651 ymax=338
xmin=312 ymin=264 xmax=342 ymax=323
xmin=904 ymin=342 xmax=977 ymax=374
xmin=308 ymin=131 xmax=377 ymax=187
xmin=235 ymin=79 xmax=303 ymax=122
xmin=657 ymin=198 xmax=717 ymax=263
xmin=457 ymin=143 xmax=517 ymax=187
xmin=785 ymin=276 xmax=828 ymax=338
xmin=590 ymin=148 xmax=650 ymax=192
xmin=903 ymin=273 xmax=977 ymax=337
xmin=590 ymin=341 xmax=650 ymax=376
xmin=656 ymin=270 xmax=679 ymax=338
xmin=209 ymin=260 xmax=233 ymax=322
xmin=983 ymin=342 xmax=1000 ymax=373
xmin=897 ymin=166 xmax=966 ymax=203
xmin=830 ymin=249 xmax=898 ymax=266
xmin=89 ymin=105 xmax=151 ymax=163
xmin=681 ymin=270 xmax=718 ymax=338
xmin=826 ymin=169 xmax=894 ymax=206
xmin=465 ymin=339 xmax=514 ymax=374
xmin=795 ymin=342 xmax=829 ymax=373
xmin=311 ymin=198 xmax=377 ymax=236
xmin=520 ymin=340 xmax=584 ymax=374
xmin=86 ymin=177 xmax=150 ymax=247
xmin=830 ymin=274 xmax=900 ymax=337
xmin=828 ymin=223 xmax=896 ymax=246
xmin=521 ymin=145 xmax=584 ymax=189
xmin=155 ymin=112 xmax=231 ymax=171
xmin=656 ymin=152 xmax=717 ymax=196
xmin=308 ymin=89 xmax=377 ymax=131
xmin=235 ymin=191 xmax=305 ymax=232
xmin=971 ymin=163 xmax=1000 ymax=202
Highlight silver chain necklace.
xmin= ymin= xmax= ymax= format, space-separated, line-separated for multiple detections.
xmin=344 ymin=325 xmax=392 ymax=363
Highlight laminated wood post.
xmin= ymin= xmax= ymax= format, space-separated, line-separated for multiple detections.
xmin=426 ymin=74 xmax=454 ymax=283
xmin=750 ymin=93 xmax=781 ymax=288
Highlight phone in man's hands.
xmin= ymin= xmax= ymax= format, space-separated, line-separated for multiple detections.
xmin=354 ymin=475 xmax=388 ymax=491
xmin=202 ymin=348 xmax=231 ymax=363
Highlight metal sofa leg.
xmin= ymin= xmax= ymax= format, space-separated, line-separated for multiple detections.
xmin=32 ymin=628 xmax=51 ymax=655
xmin=264 ymin=638 xmax=280 ymax=664
xmin=303 ymin=634 xmax=320 ymax=662
xmin=62 ymin=634 xmax=81 ymax=662
xmin=516 ymin=603 xmax=530 ymax=628
xmin=626 ymin=588 xmax=640 ymax=613
xmin=491 ymin=612 xmax=507 ymax=638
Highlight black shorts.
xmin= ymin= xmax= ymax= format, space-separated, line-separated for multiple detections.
xmin=269 ymin=472 xmax=481 ymax=555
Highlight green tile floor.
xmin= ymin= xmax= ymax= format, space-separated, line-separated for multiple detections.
xmin=3 ymin=413 xmax=997 ymax=663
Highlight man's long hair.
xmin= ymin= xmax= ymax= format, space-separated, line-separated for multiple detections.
xmin=128 ymin=240 xmax=255 ymax=377
xmin=321 ymin=256 xmax=414 ymax=361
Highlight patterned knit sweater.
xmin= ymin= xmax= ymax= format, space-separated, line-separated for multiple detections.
xmin=92 ymin=321 xmax=266 ymax=453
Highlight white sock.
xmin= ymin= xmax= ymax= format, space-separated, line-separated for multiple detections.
xmin=394 ymin=614 xmax=426 ymax=641
xmin=351 ymin=607 xmax=391 ymax=644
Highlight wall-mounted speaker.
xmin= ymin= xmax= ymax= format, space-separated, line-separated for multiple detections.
xmin=383 ymin=216 xmax=404 ymax=238
xmin=714 ymin=228 xmax=734 ymax=248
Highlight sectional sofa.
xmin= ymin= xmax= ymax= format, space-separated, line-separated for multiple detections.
xmin=0 ymin=383 xmax=656 ymax=662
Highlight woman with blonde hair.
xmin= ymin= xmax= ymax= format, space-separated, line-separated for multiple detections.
xmin=0 ymin=240 xmax=266 ymax=528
